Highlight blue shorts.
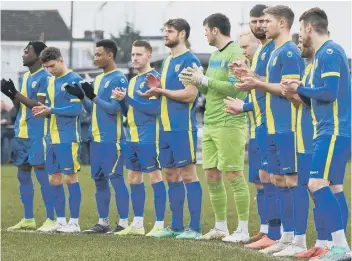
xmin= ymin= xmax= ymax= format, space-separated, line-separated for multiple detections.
xmin=255 ymin=124 xmax=269 ymax=171
xmin=159 ymin=130 xmax=197 ymax=168
xmin=13 ymin=137 xmax=46 ymax=166
xmin=267 ymin=131 xmax=297 ymax=175
xmin=248 ymin=138 xmax=261 ymax=184
xmin=297 ymin=153 xmax=312 ymax=186
xmin=46 ymin=142 xmax=81 ymax=175
xmin=124 ymin=142 xmax=160 ymax=173
xmin=90 ymin=142 xmax=124 ymax=180
xmin=310 ymin=135 xmax=351 ymax=185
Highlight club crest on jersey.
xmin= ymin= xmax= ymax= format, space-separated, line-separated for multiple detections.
xmin=287 ymin=51 xmax=293 ymax=58
xmin=61 ymin=84 xmax=66 ymax=91
xmin=140 ymin=81 xmax=145 ymax=89
xmin=31 ymin=81 xmax=37 ymax=88
xmin=175 ymin=64 xmax=180 ymax=72
xmin=261 ymin=52 xmax=266 ymax=60
xmin=104 ymin=81 xmax=110 ymax=88
xmin=220 ymin=60 xmax=226 ymax=68
xmin=272 ymin=57 xmax=278 ymax=66
xmin=327 ymin=48 xmax=333 ymax=54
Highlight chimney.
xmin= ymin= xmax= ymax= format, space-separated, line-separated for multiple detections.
xmin=94 ymin=30 xmax=104 ymax=40
xmin=84 ymin=30 xmax=93 ymax=39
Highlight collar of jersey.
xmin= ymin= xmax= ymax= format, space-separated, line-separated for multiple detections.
xmin=138 ymin=67 xmax=154 ymax=76
xmin=172 ymin=49 xmax=189 ymax=58
xmin=30 ymin=67 xmax=44 ymax=76
xmin=58 ymin=69 xmax=73 ymax=78
xmin=315 ymin=39 xmax=332 ymax=54
xmin=262 ymin=39 xmax=273 ymax=48
xmin=104 ymin=68 xmax=119 ymax=76
xmin=273 ymin=40 xmax=291 ymax=52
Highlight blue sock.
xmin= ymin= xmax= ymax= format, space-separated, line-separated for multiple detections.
xmin=291 ymin=185 xmax=309 ymax=235
xmin=313 ymin=207 xmax=329 ymax=241
xmin=151 ymin=181 xmax=166 ymax=221
xmin=110 ymin=175 xmax=129 ymax=219
xmin=186 ymin=181 xmax=202 ymax=232
xmin=17 ymin=170 xmax=34 ymax=219
xmin=168 ymin=181 xmax=185 ymax=231
xmin=334 ymin=191 xmax=348 ymax=234
xmin=34 ymin=168 xmax=55 ymax=221
xmin=263 ymin=183 xmax=281 ymax=240
xmin=67 ymin=182 xmax=81 ymax=219
xmin=277 ymin=186 xmax=295 ymax=232
xmin=52 ymin=184 xmax=66 ymax=218
xmin=94 ymin=179 xmax=110 ymax=219
xmin=130 ymin=182 xmax=145 ymax=217
xmin=257 ymin=188 xmax=266 ymax=225
xmin=313 ymin=187 xmax=344 ymax=234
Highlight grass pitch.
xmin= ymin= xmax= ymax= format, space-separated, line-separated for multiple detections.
xmin=1 ymin=163 xmax=351 ymax=261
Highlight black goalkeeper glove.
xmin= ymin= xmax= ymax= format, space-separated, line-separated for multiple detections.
xmin=81 ymin=82 xmax=96 ymax=100
xmin=1 ymin=79 xmax=18 ymax=100
xmin=64 ymin=83 xmax=85 ymax=100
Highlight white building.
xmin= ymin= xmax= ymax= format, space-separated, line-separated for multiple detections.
xmin=1 ymin=10 xmax=95 ymax=87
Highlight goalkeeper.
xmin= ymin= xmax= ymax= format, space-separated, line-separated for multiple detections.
xmin=179 ymin=13 xmax=250 ymax=243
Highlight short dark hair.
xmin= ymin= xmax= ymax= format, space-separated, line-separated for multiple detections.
xmin=299 ymin=7 xmax=329 ymax=35
xmin=132 ymin=40 xmax=152 ymax=53
xmin=26 ymin=41 xmax=47 ymax=57
xmin=292 ymin=33 xmax=299 ymax=45
xmin=164 ymin=18 xmax=191 ymax=40
xmin=250 ymin=4 xmax=268 ymax=17
xmin=96 ymin=39 xmax=118 ymax=59
xmin=39 ymin=47 xmax=62 ymax=63
xmin=264 ymin=5 xmax=295 ymax=30
xmin=203 ymin=13 xmax=231 ymax=36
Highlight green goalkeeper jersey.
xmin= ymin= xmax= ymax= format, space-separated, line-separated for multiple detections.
xmin=200 ymin=41 xmax=247 ymax=127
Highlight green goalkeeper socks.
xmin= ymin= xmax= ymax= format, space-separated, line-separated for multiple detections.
xmin=207 ymin=179 xmax=227 ymax=221
xmin=229 ymin=176 xmax=250 ymax=221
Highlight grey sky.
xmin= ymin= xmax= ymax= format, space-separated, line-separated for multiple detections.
xmin=1 ymin=1 xmax=351 ymax=55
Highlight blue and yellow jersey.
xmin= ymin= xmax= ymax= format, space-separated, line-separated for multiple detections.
xmin=250 ymin=40 xmax=275 ymax=127
xmin=296 ymin=62 xmax=314 ymax=154
xmin=45 ymin=70 xmax=82 ymax=144
xmin=90 ymin=69 xmax=127 ymax=143
xmin=15 ymin=68 xmax=50 ymax=138
xmin=265 ymin=41 xmax=305 ymax=134
xmin=126 ymin=68 xmax=160 ymax=143
xmin=159 ymin=50 xmax=201 ymax=132
xmin=309 ymin=40 xmax=351 ymax=138
xmin=245 ymin=95 xmax=256 ymax=139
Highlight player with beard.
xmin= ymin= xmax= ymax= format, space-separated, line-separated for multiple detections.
xmin=229 ymin=5 xmax=306 ymax=255
xmin=139 ymin=19 xmax=203 ymax=240
xmin=179 ymin=12 xmax=249 ymax=243
xmin=225 ymin=5 xmax=280 ymax=248
xmin=2 ymin=41 xmax=55 ymax=232
xmin=281 ymin=8 xmax=351 ymax=261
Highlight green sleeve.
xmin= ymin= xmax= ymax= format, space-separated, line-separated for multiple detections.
xmin=198 ymin=85 xmax=208 ymax=95
xmin=206 ymin=45 xmax=247 ymax=99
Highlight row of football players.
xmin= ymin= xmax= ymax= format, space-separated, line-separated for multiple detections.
xmin=1 ymin=4 xmax=350 ymax=261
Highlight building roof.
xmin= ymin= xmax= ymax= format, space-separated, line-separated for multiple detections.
xmin=1 ymin=10 xmax=71 ymax=41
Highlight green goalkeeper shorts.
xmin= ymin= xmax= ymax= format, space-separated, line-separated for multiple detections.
xmin=202 ymin=125 xmax=246 ymax=172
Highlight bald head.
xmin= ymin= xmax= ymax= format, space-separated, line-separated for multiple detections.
xmin=239 ymin=31 xmax=259 ymax=62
